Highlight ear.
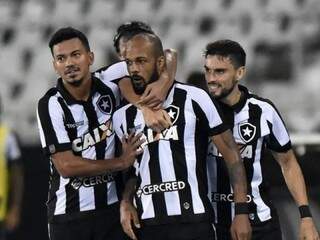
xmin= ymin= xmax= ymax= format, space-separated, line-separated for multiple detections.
xmin=157 ymin=55 xmax=166 ymax=74
xmin=52 ymin=60 xmax=59 ymax=75
xmin=236 ymin=66 xmax=246 ymax=82
xmin=88 ymin=51 xmax=94 ymax=66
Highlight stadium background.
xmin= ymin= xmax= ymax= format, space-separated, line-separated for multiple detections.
xmin=0 ymin=0 xmax=319 ymax=239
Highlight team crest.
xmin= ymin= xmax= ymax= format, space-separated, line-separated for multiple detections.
xmin=97 ymin=95 xmax=112 ymax=114
xmin=238 ymin=122 xmax=256 ymax=143
xmin=166 ymin=105 xmax=180 ymax=124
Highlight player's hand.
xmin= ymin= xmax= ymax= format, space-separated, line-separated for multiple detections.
xmin=5 ymin=206 xmax=20 ymax=231
xmin=299 ymin=217 xmax=320 ymax=240
xmin=120 ymin=200 xmax=140 ymax=240
xmin=137 ymin=78 xmax=168 ymax=110
xmin=140 ymin=106 xmax=172 ymax=133
xmin=230 ymin=214 xmax=252 ymax=240
xmin=120 ymin=132 xmax=145 ymax=169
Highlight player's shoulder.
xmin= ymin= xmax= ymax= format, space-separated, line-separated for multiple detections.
xmin=94 ymin=61 xmax=128 ymax=81
xmin=247 ymin=91 xmax=280 ymax=115
xmin=175 ymin=81 xmax=211 ymax=99
xmin=38 ymin=87 xmax=58 ymax=104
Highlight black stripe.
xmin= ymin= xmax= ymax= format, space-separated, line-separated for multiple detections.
xmin=47 ymin=161 xmax=60 ymax=221
xmin=192 ymin=100 xmax=215 ymax=219
xmin=57 ymin=97 xmax=80 ymax=214
xmin=82 ymin=100 xmax=108 ymax=209
xmin=216 ymin=157 xmax=232 ymax=226
xmin=170 ymin=88 xmax=194 ymax=217
xmin=124 ymin=107 xmax=145 ymax=217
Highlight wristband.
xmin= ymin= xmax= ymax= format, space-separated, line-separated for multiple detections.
xmin=235 ymin=202 xmax=249 ymax=215
xmin=299 ymin=205 xmax=312 ymax=218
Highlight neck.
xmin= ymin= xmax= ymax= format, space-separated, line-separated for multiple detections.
xmin=63 ymin=74 xmax=92 ymax=101
xmin=221 ymin=84 xmax=241 ymax=106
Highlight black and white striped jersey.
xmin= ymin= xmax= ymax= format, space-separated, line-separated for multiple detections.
xmin=37 ymin=61 xmax=128 ymax=222
xmin=207 ymin=85 xmax=291 ymax=226
xmin=113 ymin=82 xmax=229 ymax=226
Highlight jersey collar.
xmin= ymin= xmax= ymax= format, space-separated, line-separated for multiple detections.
xmin=229 ymin=84 xmax=249 ymax=113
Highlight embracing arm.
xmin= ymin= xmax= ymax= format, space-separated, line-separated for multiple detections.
xmin=272 ymin=150 xmax=319 ymax=240
xmin=52 ymin=133 xmax=143 ymax=178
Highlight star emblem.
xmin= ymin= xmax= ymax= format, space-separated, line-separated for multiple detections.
xmin=168 ymin=109 xmax=176 ymax=119
xmin=238 ymin=122 xmax=256 ymax=143
xmin=165 ymin=105 xmax=180 ymax=124
xmin=97 ymin=95 xmax=112 ymax=114
xmin=242 ymin=126 xmax=253 ymax=137
xmin=101 ymin=100 xmax=110 ymax=110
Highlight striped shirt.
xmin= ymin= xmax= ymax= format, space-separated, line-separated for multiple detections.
xmin=113 ymin=82 xmax=228 ymax=226
xmin=37 ymin=61 xmax=128 ymax=222
xmin=207 ymin=85 xmax=291 ymax=226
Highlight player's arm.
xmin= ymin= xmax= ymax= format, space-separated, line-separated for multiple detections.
xmin=211 ymin=130 xmax=252 ymax=240
xmin=51 ymin=133 xmax=144 ymax=178
xmin=272 ymin=150 xmax=319 ymax=240
xmin=120 ymin=176 xmax=140 ymax=240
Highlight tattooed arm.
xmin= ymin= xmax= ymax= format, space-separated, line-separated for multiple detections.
xmin=211 ymin=129 xmax=251 ymax=240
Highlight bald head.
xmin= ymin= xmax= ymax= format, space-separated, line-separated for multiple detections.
xmin=127 ymin=33 xmax=164 ymax=58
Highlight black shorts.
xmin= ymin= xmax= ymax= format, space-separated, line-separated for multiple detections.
xmin=137 ymin=221 xmax=216 ymax=240
xmin=216 ymin=217 xmax=282 ymax=240
xmin=49 ymin=207 xmax=128 ymax=240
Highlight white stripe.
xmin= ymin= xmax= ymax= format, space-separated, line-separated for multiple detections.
xmin=107 ymin=181 xmax=118 ymax=204
xmin=140 ymin=147 xmax=155 ymax=219
xmin=251 ymin=139 xmax=271 ymax=221
xmin=184 ymin=98 xmax=205 ymax=214
xmin=79 ymin=186 xmax=95 ymax=211
xmin=37 ymin=109 xmax=47 ymax=148
xmin=159 ymin=141 xmax=181 ymax=216
xmin=54 ymin=177 xmax=68 ymax=215
xmin=48 ymin=97 xmax=70 ymax=144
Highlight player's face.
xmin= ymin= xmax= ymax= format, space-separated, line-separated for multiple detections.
xmin=124 ymin=37 xmax=161 ymax=95
xmin=52 ymin=38 xmax=93 ymax=87
xmin=204 ymin=55 xmax=243 ymax=100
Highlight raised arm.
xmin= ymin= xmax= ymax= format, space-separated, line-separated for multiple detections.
xmin=211 ymin=129 xmax=251 ymax=240
xmin=272 ymin=150 xmax=319 ymax=240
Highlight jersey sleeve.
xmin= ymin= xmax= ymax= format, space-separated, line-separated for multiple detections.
xmin=190 ymin=88 xmax=229 ymax=136
xmin=37 ymin=96 xmax=72 ymax=156
xmin=94 ymin=61 xmax=129 ymax=108
xmin=264 ymin=102 xmax=292 ymax=152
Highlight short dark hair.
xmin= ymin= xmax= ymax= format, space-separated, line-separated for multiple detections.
xmin=113 ymin=21 xmax=154 ymax=54
xmin=48 ymin=27 xmax=90 ymax=55
xmin=204 ymin=39 xmax=246 ymax=68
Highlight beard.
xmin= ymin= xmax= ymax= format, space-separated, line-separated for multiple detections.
xmin=131 ymin=68 xmax=159 ymax=95
xmin=68 ymin=78 xmax=83 ymax=87
xmin=209 ymin=78 xmax=237 ymax=100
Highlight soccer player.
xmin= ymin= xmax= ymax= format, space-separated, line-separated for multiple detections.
xmin=0 ymin=96 xmax=24 ymax=240
xmin=37 ymin=27 xmax=150 ymax=240
xmin=203 ymin=39 xmax=319 ymax=240
xmin=113 ymin=33 xmax=251 ymax=240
